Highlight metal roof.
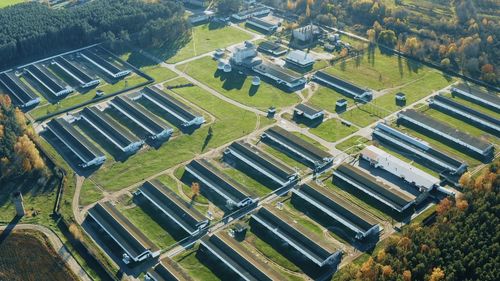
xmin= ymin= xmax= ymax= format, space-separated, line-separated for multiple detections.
xmin=360 ymin=145 xmax=440 ymax=191
xmin=398 ymin=109 xmax=493 ymax=154
xmin=186 ymin=159 xmax=255 ymax=207
xmin=200 ymin=232 xmax=283 ymax=281
xmin=88 ymin=202 xmax=159 ymax=260
xmin=335 ymin=164 xmax=415 ymax=212
xmin=111 ymin=95 xmax=172 ymax=137
xmin=294 ymin=103 xmax=323 ymax=116
xmin=262 ymin=126 xmax=331 ymax=169
xmin=138 ymin=180 xmax=208 ymax=235
xmin=253 ymin=62 xmax=305 ymax=84
xmin=246 ymin=17 xmax=277 ymax=30
xmin=252 ymin=207 xmax=341 ymax=266
xmin=147 ymin=258 xmax=193 ymax=281
xmin=452 ymin=83 xmax=500 ymax=110
xmin=226 ymin=141 xmax=298 ymax=186
xmin=81 ymin=106 xmax=141 ymax=150
xmin=286 ymin=50 xmax=315 ymax=66
xmin=47 ymin=118 xmax=105 ymax=164
xmin=313 ymin=70 xmax=369 ymax=98
xmin=0 ymin=72 xmax=39 ymax=107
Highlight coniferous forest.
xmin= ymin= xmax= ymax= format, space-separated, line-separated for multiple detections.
xmin=0 ymin=0 xmax=189 ymax=68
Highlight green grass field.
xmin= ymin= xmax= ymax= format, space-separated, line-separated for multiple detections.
xmin=177 ymin=56 xmax=301 ymax=110
xmin=341 ymin=71 xmax=453 ymax=127
xmin=335 ymin=136 xmax=370 ymax=154
xmin=309 ymin=118 xmax=359 ymax=142
xmin=307 ymin=86 xmax=354 ymax=113
xmin=79 ymin=180 xmax=104 ymax=206
xmin=324 ymin=47 xmax=434 ymax=91
xmin=165 ymin=24 xmax=253 ymax=64
xmin=90 ymin=77 xmax=271 ymax=191
xmin=0 ymin=0 xmax=24 ymax=8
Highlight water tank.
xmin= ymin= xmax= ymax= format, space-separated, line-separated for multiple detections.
xmin=223 ymin=63 xmax=232 ymax=73
xmin=252 ymin=76 xmax=261 ymax=86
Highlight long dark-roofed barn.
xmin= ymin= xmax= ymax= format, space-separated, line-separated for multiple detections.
xmin=261 ymin=126 xmax=333 ymax=172
xmin=0 ymin=72 xmax=40 ymax=108
xmin=25 ymin=64 xmax=73 ymax=97
xmin=451 ymin=83 xmax=500 ymax=113
xmin=251 ymin=207 xmax=343 ymax=267
xmin=200 ymin=232 xmax=284 ymax=281
xmin=292 ymin=183 xmax=380 ymax=239
xmin=79 ymin=106 xmax=143 ymax=154
xmin=224 ymin=141 xmax=299 ymax=189
xmin=141 ymin=86 xmax=205 ymax=128
xmin=373 ymin=123 xmax=467 ymax=177
xmin=110 ymin=95 xmax=173 ymax=140
xmin=81 ymin=49 xmax=131 ymax=79
xmin=87 ymin=202 xmax=160 ymax=264
xmin=252 ymin=62 xmax=306 ymax=91
xmin=313 ymin=70 xmax=373 ymax=102
xmin=429 ymin=94 xmax=500 ymax=136
xmin=135 ymin=180 xmax=209 ymax=236
xmin=333 ymin=164 xmax=416 ymax=213
xmin=46 ymin=118 xmax=106 ymax=168
xmin=52 ymin=57 xmax=100 ymax=88
xmin=185 ymin=159 xmax=257 ymax=209
xmin=146 ymin=258 xmax=194 ymax=281
xmin=397 ymin=109 xmax=494 ymax=160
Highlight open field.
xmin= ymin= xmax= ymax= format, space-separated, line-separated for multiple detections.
xmin=178 ymin=56 xmax=301 ymax=110
xmin=307 ymin=86 xmax=354 ymax=113
xmin=79 ymin=180 xmax=104 ymax=206
xmin=89 ymin=77 xmax=273 ymax=191
xmin=165 ymin=24 xmax=253 ymax=64
xmin=335 ymin=136 xmax=370 ymax=154
xmin=324 ymin=47 xmax=435 ymax=91
xmin=0 ymin=230 xmax=77 ymax=281
xmin=0 ymin=0 xmax=24 ymax=8
xmin=309 ymin=117 xmax=359 ymax=142
xmin=341 ymin=71 xmax=454 ymax=126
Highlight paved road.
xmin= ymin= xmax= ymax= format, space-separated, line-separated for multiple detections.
xmin=0 ymin=223 xmax=92 ymax=281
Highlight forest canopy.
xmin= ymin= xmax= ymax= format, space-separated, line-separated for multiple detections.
xmin=0 ymin=95 xmax=46 ymax=182
xmin=266 ymin=0 xmax=500 ymax=86
xmin=0 ymin=0 xmax=188 ymax=68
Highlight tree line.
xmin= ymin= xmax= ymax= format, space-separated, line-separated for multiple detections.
xmin=333 ymin=161 xmax=500 ymax=281
xmin=265 ymin=0 xmax=499 ymax=86
xmin=0 ymin=0 xmax=189 ymax=68
xmin=0 ymin=95 xmax=46 ymax=182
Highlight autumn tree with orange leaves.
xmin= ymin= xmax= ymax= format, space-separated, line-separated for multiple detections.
xmin=0 ymin=95 xmax=46 ymax=182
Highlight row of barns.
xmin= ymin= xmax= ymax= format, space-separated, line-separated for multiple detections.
xmin=0 ymin=46 xmax=132 ymax=109
xmin=43 ymin=86 xmax=205 ymax=168
xmin=83 ymin=120 xmax=462 ymax=279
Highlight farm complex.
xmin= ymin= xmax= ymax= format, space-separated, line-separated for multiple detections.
xmin=1 ymin=1 xmax=498 ymax=281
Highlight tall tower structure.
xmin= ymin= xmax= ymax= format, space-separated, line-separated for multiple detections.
xmin=12 ymin=191 xmax=25 ymax=217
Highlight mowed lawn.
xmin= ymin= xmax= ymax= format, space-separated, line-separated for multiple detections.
xmin=324 ymin=47 xmax=434 ymax=91
xmin=309 ymin=117 xmax=358 ymax=142
xmin=341 ymin=71 xmax=453 ymax=127
xmin=308 ymin=86 xmax=354 ymax=113
xmin=178 ymin=56 xmax=301 ymax=110
xmin=166 ymin=24 xmax=253 ymax=64
xmin=0 ymin=0 xmax=24 ymax=8
xmin=90 ymin=77 xmax=271 ymax=191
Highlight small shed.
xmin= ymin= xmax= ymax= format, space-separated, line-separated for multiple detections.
xmin=336 ymin=98 xmax=348 ymax=112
